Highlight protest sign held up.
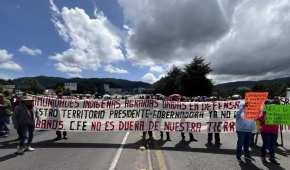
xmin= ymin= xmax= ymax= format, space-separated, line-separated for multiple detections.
xmin=265 ymin=104 xmax=290 ymax=125
xmin=244 ymin=92 xmax=268 ymax=120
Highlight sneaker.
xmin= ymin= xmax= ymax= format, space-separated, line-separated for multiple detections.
xmin=63 ymin=136 xmax=68 ymax=140
xmin=16 ymin=146 xmax=25 ymax=154
xmin=166 ymin=137 xmax=171 ymax=141
xmin=270 ymin=158 xmax=280 ymax=165
xmin=25 ymin=146 xmax=35 ymax=151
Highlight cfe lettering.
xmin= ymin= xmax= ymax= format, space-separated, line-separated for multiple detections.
xmin=69 ymin=121 xmax=87 ymax=131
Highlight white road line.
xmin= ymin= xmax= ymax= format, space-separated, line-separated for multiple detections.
xmin=146 ymin=143 xmax=153 ymax=170
xmin=108 ymin=131 xmax=130 ymax=170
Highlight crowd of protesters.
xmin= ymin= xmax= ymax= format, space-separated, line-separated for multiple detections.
xmin=0 ymin=91 xmax=285 ymax=165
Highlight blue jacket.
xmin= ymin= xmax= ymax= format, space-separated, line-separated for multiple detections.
xmin=236 ymin=101 xmax=256 ymax=132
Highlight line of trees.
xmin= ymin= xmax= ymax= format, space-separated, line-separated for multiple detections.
xmin=153 ymin=57 xmax=213 ymax=97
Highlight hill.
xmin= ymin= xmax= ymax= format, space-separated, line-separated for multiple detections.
xmin=0 ymin=76 xmax=151 ymax=94
xmin=214 ymin=76 xmax=290 ymax=97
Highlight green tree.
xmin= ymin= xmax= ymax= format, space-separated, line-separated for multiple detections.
xmin=20 ymin=79 xmax=44 ymax=94
xmin=154 ymin=56 xmax=213 ymax=97
xmin=252 ymin=83 xmax=268 ymax=92
xmin=54 ymin=84 xmax=64 ymax=95
xmin=154 ymin=66 xmax=183 ymax=95
xmin=180 ymin=57 xmax=213 ymax=96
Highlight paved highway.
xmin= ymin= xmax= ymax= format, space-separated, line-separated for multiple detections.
xmin=1 ymin=129 xmax=290 ymax=170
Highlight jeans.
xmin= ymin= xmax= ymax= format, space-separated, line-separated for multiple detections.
xmin=3 ymin=116 xmax=10 ymax=132
xmin=208 ymin=133 xmax=220 ymax=144
xmin=250 ymin=133 xmax=255 ymax=146
xmin=236 ymin=131 xmax=251 ymax=159
xmin=261 ymin=132 xmax=277 ymax=158
xmin=0 ymin=116 xmax=10 ymax=135
xmin=19 ymin=124 xmax=34 ymax=147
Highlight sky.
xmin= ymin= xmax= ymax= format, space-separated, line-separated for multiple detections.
xmin=0 ymin=0 xmax=290 ymax=84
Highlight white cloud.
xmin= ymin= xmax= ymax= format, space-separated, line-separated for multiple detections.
xmin=149 ymin=65 xmax=164 ymax=73
xmin=55 ymin=63 xmax=81 ymax=77
xmin=0 ymin=62 xmax=22 ymax=71
xmin=19 ymin=46 xmax=42 ymax=56
xmin=0 ymin=74 xmax=9 ymax=80
xmin=209 ymin=0 xmax=290 ymax=78
xmin=0 ymin=49 xmax=12 ymax=62
xmin=119 ymin=0 xmax=233 ymax=66
xmin=141 ymin=73 xmax=158 ymax=83
xmin=104 ymin=64 xmax=128 ymax=74
xmin=119 ymin=0 xmax=290 ymax=83
xmin=49 ymin=0 xmax=124 ymax=76
xmin=0 ymin=49 xmax=22 ymax=71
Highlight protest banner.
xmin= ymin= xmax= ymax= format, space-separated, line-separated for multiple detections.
xmin=265 ymin=104 xmax=290 ymax=125
xmin=32 ymin=95 xmax=242 ymax=133
xmin=244 ymin=92 xmax=268 ymax=120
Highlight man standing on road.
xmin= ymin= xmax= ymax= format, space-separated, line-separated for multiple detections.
xmin=14 ymin=95 xmax=39 ymax=154
xmin=235 ymin=101 xmax=256 ymax=162
xmin=0 ymin=92 xmax=12 ymax=137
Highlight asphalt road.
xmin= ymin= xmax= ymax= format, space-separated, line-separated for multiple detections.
xmin=1 ymin=129 xmax=290 ymax=170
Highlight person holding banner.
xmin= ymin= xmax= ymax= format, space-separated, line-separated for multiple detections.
xmin=257 ymin=101 xmax=280 ymax=165
xmin=207 ymin=97 xmax=221 ymax=146
xmin=235 ymin=101 xmax=256 ymax=162
xmin=14 ymin=95 xmax=39 ymax=154
xmin=207 ymin=133 xmax=220 ymax=146
xmin=180 ymin=96 xmax=197 ymax=142
xmin=55 ymin=94 xmax=68 ymax=140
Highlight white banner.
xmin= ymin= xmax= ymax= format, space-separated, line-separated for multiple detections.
xmin=32 ymin=95 xmax=243 ymax=133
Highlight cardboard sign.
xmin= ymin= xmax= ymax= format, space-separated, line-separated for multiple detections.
xmin=265 ymin=104 xmax=290 ymax=125
xmin=244 ymin=92 xmax=268 ymax=120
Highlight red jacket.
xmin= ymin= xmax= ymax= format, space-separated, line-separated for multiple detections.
xmin=258 ymin=111 xmax=278 ymax=134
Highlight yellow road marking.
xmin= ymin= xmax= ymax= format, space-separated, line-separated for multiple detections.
xmin=152 ymin=132 xmax=167 ymax=170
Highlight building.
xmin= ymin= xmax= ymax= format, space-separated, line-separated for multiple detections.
xmin=104 ymin=84 xmax=110 ymax=92
xmin=1 ymin=85 xmax=16 ymax=93
xmin=103 ymin=83 xmax=123 ymax=94
xmin=64 ymin=82 xmax=77 ymax=91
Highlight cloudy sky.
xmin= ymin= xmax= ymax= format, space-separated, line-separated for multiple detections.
xmin=0 ymin=0 xmax=289 ymax=84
